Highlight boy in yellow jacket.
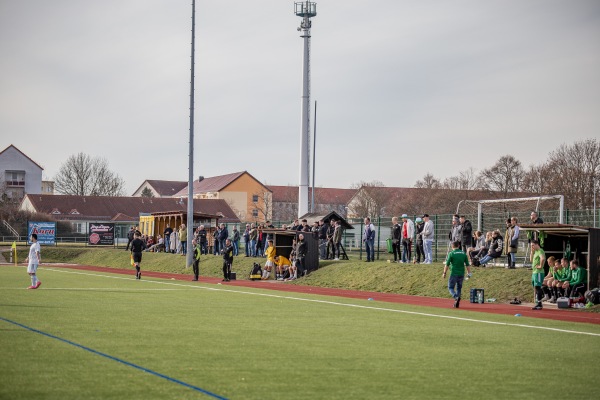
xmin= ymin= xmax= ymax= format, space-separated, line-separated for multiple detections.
xmin=262 ymin=240 xmax=276 ymax=280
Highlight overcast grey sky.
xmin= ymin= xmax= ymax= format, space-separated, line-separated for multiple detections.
xmin=1 ymin=0 xmax=599 ymax=195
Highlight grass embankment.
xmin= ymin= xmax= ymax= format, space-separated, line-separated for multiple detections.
xmin=5 ymin=246 xmax=543 ymax=303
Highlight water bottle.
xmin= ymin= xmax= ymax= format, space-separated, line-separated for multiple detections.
xmin=477 ymin=291 xmax=484 ymax=304
xmin=465 ymin=272 xmax=472 ymax=281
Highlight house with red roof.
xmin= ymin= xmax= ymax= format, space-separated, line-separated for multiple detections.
xmin=173 ymin=171 xmax=272 ymax=223
xmin=132 ymin=180 xmax=188 ymax=198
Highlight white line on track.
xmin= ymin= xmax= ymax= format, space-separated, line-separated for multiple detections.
xmin=41 ymin=267 xmax=600 ymax=338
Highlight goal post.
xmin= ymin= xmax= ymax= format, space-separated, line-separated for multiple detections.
xmin=457 ymin=195 xmax=564 ymax=232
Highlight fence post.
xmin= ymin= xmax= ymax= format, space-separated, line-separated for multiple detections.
xmin=434 ymin=214 xmax=438 ymax=262
xmin=376 ymin=215 xmax=381 ymax=260
xmin=565 ymin=208 xmax=569 ymax=225
xmin=359 ymin=221 xmax=363 ymax=260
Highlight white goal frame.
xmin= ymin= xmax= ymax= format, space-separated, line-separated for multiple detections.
xmin=457 ymin=195 xmax=564 ymax=232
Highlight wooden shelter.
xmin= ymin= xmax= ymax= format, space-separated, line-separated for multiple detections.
xmin=520 ymin=224 xmax=600 ymax=289
xmin=263 ymin=229 xmax=320 ymax=272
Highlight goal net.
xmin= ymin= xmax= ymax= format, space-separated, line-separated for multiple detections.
xmin=456 ymin=195 xmax=564 ymax=233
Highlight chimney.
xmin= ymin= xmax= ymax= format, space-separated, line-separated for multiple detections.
xmin=198 ymin=176 xmax=204 ymax=182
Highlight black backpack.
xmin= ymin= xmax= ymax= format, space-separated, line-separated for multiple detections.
xmin=585 ymin=288 xmax=600 ymax=305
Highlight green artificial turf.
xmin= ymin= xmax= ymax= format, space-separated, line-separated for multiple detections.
xmin=1 ymin=266 xmax=599 ymax=399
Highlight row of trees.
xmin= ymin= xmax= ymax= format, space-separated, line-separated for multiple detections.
xmin=353 ymin=139 xmax=600 ymax=219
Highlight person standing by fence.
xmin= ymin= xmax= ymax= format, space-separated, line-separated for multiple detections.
xmin=422 ymin=214 xmax=434 ymax=264
xmin=363 ymin=217 xmax=376 ymax=262
xmin=401 ymin=214 xmax=414 ymax=263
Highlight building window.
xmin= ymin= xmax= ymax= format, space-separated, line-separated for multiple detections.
xmin=252 ymin=195 xmax=259 ymax=203
xmin=252 ymin=209 xmax=259 ymax=217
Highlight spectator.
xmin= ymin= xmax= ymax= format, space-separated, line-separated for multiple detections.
xmin=326 ymin=219 xmax=335 ymax=259
xmin=527 ymin=211 xmax=545 ymax=250
xmin=318 ymin=219 xmax=328 ymax=260
xmin=179 ymin=224 xmax=187 ymax=256
xmin=414 ymin=217 xmax=425 ymax=264
xmin=296 ymin=233 xmax=307 ymax=276
xmin=212 ymin=225 xmax=221 ymax=255
xmin=459 ymin=216 xmax=473 ymax=253
xmin=217 ymin=223 xmax=228 ymax=255
xmin=443 ymin=240 xmax=471 ymax=308
xmin=332 ymin=220 xmax=343 ymax=260
xmin=256 ymin=226 xmax=265 ymax=257
xmin=391 ymin=217 xmax=402 ymax=263
xmin=197 ymin=225 xmax=208 ymax=255
xmin=479 ymin=230 xmax=503 ymax=267
xmin=232 ymin=226 xmax=240 ymax=256
xmin=563 ymin=259 xmax=587 ymax=299
xmin=507 ymin=217 xmax=520 ymax=269
xmin=163 ymin=224 xmax=173 ymax=253
xmin=467 ymin=231 xmax=485 ymax=265
xmin=401 ymin=214 xmax=414 ymax=263
xmin=249 ymin=223 xmax=257 ymax=257
xmin=530 ymin=239 xmax=546 ymax=310
xmin=145 ymin=235 xmax=164 ymax=252
xmin=449 ymin=215 xmax=461 ymax=244
xmin=169 ymin=228 xmax=178 ymax=254
xmin=243 ymin=224 xmax=251 ymax=257
xmin=221 ymin=238 xmax=234 ymax=282
xmin=363 ymin=217 xmax=376 ymax=262
xmin=288 ymin=238 xmax=298 ymax=280
xmin=301 ymin=219 xmax=310 ymax=232
xmin=503 ymin=218 xmax=514 ymax=268
xmin=422 ymin=214 xmax=434 ymax=264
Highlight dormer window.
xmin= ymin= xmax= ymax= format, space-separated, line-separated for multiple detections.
xmin=70 ymin=209 xmax=80 ymax=215
xmin=51 ymin=208 xmax=61 ymax=215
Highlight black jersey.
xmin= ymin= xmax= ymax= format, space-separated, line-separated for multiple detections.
xmin=131 ymin=238 xmax=146 ymax=253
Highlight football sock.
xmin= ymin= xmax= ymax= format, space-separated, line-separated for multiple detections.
xmin=31 ymin=275 xmax=37 ymax=286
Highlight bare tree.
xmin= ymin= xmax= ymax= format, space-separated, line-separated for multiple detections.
xmin=349 ymin=180 xmax=387 ymax=220
xmin=414 ymin=173 xmax=441 ymax=189
xmin=54 ymin=153 xmax=125 ymax=196
xmin=477 ymin=155 xmax=524 ymax=198
xmin=544 ymin=139 xmax=600 ymax=209
xmin=521 ymin=163 xmax=552 ymax=195
xmin=249 ymin=190 xmax=273 ymax=223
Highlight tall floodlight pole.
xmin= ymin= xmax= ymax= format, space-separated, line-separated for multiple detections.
xmin=186 ymin=0 xmax=196 ymax=268
xmin=295 ymin=1 xmax=316 ymax=218
xmin=311 ymin=100 xmax=317 ymax=212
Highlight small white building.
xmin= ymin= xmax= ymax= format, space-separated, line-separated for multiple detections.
xmin=0 ymin=144 xmax=44 ymax=200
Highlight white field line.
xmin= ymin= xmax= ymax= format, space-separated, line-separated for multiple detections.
xmin=1 ymin=288 xmax=187 ymax=291
xmin=39 ymin=267 xmax=600 ymax=338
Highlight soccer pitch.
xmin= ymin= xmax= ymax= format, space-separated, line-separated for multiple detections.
xmin=1 ymin=266 xmax=599 ymax=400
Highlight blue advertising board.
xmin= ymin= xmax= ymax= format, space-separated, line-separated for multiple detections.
xmin=27 ymin=221 xmax=56 ymax=245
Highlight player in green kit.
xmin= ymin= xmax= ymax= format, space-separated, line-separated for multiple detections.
xmin=530 ymin=240 xmax=546 ymax=310
xmin=443 ymin=241 xmax=471 ymax=308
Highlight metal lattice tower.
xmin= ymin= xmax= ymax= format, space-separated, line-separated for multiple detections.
xmin=295 ymin=1 xmax=316 ymax=218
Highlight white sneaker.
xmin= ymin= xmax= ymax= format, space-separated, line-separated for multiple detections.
xmin=334 ymin=258 xmax=339 ymax=261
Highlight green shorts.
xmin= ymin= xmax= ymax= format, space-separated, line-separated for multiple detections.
xmin=531 ymin=272 xmax=544 ymax=287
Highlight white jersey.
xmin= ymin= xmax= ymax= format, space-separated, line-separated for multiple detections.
xmin=29 ymin=242 xmax=40 ymax=264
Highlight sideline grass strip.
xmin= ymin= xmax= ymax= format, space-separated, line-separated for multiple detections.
xmin=0 ymin=317 xmax=228 ymax=400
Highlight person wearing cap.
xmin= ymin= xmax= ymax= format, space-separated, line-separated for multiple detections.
xmin=414 ymin=217 xmax=425 ymax=263
xmin=422 ymin=214 xmax=434 ymax=264
xmin=401 ymin=214 xmax=415 ymax=263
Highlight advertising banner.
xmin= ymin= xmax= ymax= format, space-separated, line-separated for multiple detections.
xmin=88 ymin=223 xmax=115 ymax=246
xmin=27 ymin=221 xmax=56 ymax=245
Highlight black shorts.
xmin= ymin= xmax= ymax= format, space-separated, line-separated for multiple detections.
xmin=133 ymin=252 xmax=142 ymax=263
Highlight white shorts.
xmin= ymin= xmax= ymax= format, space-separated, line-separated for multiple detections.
xmin=27 ymin=262 xmax=38 ymax=274
xmin=265 ymin=260 xmax=274 ymax=267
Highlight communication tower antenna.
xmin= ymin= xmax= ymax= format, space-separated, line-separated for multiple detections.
xmin=295 ymin=1 xmax=317 ymax=218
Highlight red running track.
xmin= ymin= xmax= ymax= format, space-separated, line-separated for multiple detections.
xmin=38 ymin=264 xmax=600 ymax=325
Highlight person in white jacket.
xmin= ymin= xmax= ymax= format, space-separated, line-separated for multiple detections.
xmin=422 ymin=214 xmax=434 ymax=264
xmin=401 ymin=214 xmax=415 ymax=263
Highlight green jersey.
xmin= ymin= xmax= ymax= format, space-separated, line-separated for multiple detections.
xmin=531 ymin=249 xmax=545 ymax=275
xmin=446 ymin=249 xmax=469 ymax=277
xmin=568 ymin=267 xmax=586 ymax=286
xmin=555 ymin=267 xmax=571 ymax=282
